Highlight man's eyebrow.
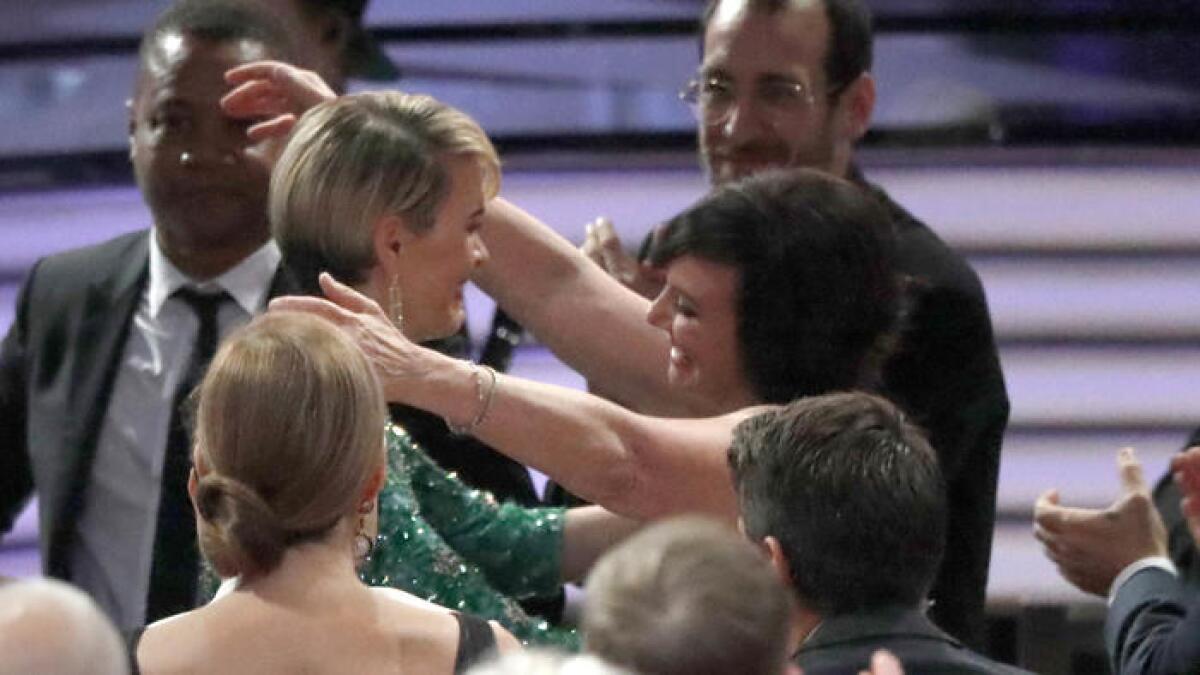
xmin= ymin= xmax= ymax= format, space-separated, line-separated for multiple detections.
xmin=759 ymin=71 xmax=809 ymax=85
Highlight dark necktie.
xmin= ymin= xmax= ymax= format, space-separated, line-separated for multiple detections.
xmin=145 ymin=287 xmax=229 ymax=622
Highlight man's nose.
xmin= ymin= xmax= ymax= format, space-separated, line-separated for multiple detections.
xmin=718 ymin=95 xmax=771 ymax=140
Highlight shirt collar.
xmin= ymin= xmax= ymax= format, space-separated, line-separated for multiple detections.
xmin=147 ymin=231 xmax=281 ymax=318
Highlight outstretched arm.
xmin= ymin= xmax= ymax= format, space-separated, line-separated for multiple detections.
xmin=475 ymin=199 xmax=709 ymax=417
xmin=272 ymin=274 xmax=743 ymax=521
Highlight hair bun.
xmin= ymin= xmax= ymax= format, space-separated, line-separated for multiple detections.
xmin=195 ymin=473 xmax=288 ymax=577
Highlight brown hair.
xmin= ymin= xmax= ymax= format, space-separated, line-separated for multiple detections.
xmin=583 ymin=517 xmax=793 ymax=675
xmin=193 ymin=312 xmax=386 ymax=577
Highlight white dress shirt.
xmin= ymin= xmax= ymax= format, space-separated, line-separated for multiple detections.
xmin=70 ymin=232 xmax=280 ymax=630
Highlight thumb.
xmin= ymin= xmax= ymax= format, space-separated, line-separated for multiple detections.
xmin=1036 ymin=488 xmax=1060 ymax=507
xmin=1118 ymin=446 xmax=1148 ymax=495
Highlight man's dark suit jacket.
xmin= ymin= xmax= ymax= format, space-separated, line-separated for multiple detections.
xmin=1106 ymin=566 xmax=1200 ymax=675
xmin=0 ymin=230 xmax=293 ymax=582
xmin=795 ymin=606 xmax=1032 ymax=675
xmin=856 ymin=172 xmax=1010 ymax=648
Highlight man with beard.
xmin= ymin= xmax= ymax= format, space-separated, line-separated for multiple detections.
xmin=584 ymin=0 xmax=1009 ymax=647
xmin=0 ymin=0 xmax=298 ymax=629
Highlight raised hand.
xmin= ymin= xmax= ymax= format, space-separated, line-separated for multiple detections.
xmin=581 ymin=217 xmax=664 ymax=299
xmin=1033 ymin=447 xmax=1168 ymax=596
xmin=269 ymin=273 xmax=426 ymax=403
xmin=221 ymin=60 xmax=337 ymax=144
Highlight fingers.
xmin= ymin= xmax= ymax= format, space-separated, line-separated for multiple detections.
xmin=593 ymin=217 xmax=628 ymax=268
xmin=582 ymin=219 xmax=605 ymax=266
xmin=317 ymin=272 xmax=386 ymax=316
xmin=1035 ymin=488 xmax=1060 ymax=508
xmin=860 ymin=650 xmax=904 ymax=675
xmin=222 ymin=60 xmax=335 ymax=117
xmin=224 ymin=60 xmax=295 ymax=85
xmin=268 ymin=295 xmax=357 ymax=326
xmin=246 ymin=115 xmax=297 ymax=142
xmin=1033 ymin=489 xmax=1068 ymax=531
xmin=1118 ymin=446 xmax=1149 ymax=495
xmin=1172 ymin=447 xmax=1200 ymax=497
xmin=872 ymin=649 xmax=904 ymax=675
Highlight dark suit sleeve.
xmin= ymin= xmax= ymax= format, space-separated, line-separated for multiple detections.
xmin=886 ymin=260 xmax=1010 ymax=648
xmin=0 ymin=263 xmax=37 ymax=534
xmin=1106 ymin=566 xmax=1200 ymax=675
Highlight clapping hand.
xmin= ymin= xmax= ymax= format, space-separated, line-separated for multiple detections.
xmin=1171 ymin=446 xmax=1200 ymax=547
xmin=1033 ymin=447 xmax=1168 ymax=596
xmin=581 ymin=217 xmax=664 ymax=299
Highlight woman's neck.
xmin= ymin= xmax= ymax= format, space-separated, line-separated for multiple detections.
xmin=233 ymin=534 xmax=363 ymax=604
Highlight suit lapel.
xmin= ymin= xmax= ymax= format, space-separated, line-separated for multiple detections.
xmin=47 ymin=236 xmax=150 ymax=577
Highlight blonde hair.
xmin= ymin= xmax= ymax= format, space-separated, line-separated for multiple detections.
xmin=193 ymin=312 xmax=387 ymax=578
xmin=270 ymin=91 xmax=500 ymax=293
xmin=583 ymin=517 xmax=793 ymax=675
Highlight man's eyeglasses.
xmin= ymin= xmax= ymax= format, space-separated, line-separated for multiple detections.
xmin=678 ymin=73 xmax=849 ymax=127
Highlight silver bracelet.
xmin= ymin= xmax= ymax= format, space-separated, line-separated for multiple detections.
xmin=445 ymin=365 xmax=498 ymax=436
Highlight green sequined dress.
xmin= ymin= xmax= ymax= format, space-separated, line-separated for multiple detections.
xmin=360 ymin=424 xmax=579 ymax=649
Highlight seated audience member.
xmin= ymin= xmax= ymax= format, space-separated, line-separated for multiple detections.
xmin=582 ymin=517 xmax=797 ymax=675
xmin=465 ymin=650 xmax=631 ymax=675
xmin=1036 ymin=446 xmax=1200 ymax=675
xmin=729 ymin=392 xmax=1030 ymax=674
xmin=130 ymin=312 xmax=518 ymax=674
xmin=0 ymin=578 xmax=128 ymax=675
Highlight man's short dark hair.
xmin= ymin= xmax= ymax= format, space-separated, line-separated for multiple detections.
xmin=647 ymin=169 xmax=900 ymax=404
xmin=699 ymin=0 xmax=874 ymax=95
xmin=140 ymin=0 xmax=298 ymax=67
xmin=727 ymin=392 xmax=946 ymax=616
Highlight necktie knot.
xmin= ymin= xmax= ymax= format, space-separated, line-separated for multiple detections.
xmin=174 ymin=287 xmax=229 ymax=323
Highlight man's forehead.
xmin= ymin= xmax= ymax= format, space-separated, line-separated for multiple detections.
xmin=137 ymin=33 xmax=270 ymax=94
xmin=702 ymin=0 xmax=829 ymax=77
xmin=709 ymin=0 xmax=823 ymax=26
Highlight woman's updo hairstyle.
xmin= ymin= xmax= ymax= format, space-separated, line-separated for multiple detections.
xmin=192 ymin=312 xmax=387 ymax=578
xmin=270 ymin=90 xmax=501 ymax=296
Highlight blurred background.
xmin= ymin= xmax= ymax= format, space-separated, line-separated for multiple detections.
xmin=2 ymin=2 xmax=1199 ymax=671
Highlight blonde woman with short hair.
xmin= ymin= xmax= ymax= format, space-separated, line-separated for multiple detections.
xmin=214 ymin=80 xmax=640 ymax=649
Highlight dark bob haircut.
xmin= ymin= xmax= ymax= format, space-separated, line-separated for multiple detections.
xmin=647 ymin=168 xmax=899 ymax=403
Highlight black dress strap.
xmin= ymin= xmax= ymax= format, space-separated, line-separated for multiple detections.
xmin=453 ymin=611 xmax=498 ymax=674
xmin=123 ymin=626 xmax=146 ymax=675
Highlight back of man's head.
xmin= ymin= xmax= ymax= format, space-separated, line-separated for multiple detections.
xmin=0 ymin=579 xmax=128 ymax=675
xmin=139 ymin=0 xmax=297 ymax=70
xmin=699 ymin=0 xmax=874 ymax=89
xmin=583 ymin=517 xmax=794 ymax=675
xmin=728 ymin=392 xmax=946 ymax=617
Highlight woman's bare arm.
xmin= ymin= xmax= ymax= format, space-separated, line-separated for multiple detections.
xmin=476 ymin=198 xmax=710 ymax=417
xmin=272 ymin=275 xmax=744 ymax=521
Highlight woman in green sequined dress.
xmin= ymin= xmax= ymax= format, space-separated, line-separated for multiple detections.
xmin=222 ymin=84 xmax=637 ymax=647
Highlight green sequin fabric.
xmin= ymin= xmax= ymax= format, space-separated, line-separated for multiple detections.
xmin=360 ymin=424 xmax=579 ymax=649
